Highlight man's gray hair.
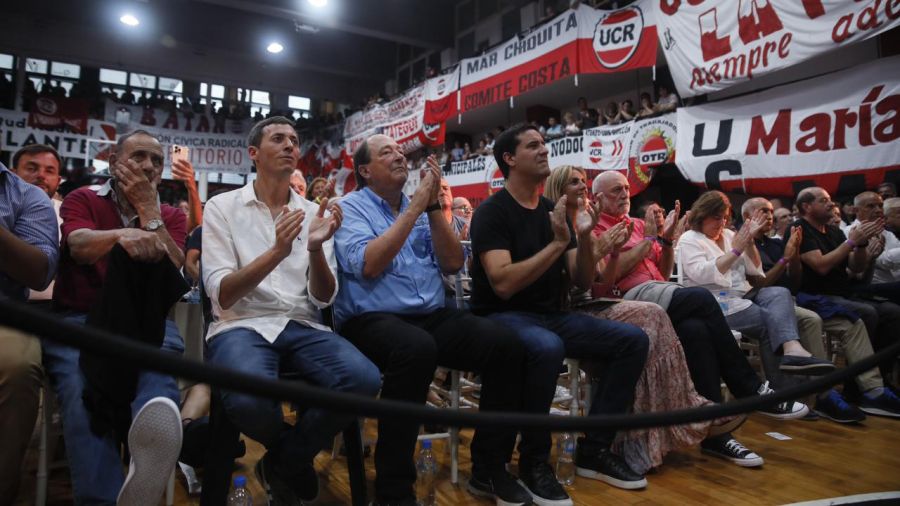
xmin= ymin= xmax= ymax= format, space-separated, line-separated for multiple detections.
xmin=853 ymin=191 xmax=879 ymax=207
xmin=884 ymin=197 xmax=900 ymax=213
xmin=116 ymin=129 xmax=157 ymax=153
xmin=741 ymin=197 xmax=769 ymax=218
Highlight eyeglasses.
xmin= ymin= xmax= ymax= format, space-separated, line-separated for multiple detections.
xmin=452 ymin=206 xmax=473 ymax=214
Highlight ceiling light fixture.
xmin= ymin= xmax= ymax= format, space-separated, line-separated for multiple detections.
xmin=308 ymin=0 xmax=328 ymax=7
xmin=120 ymin=13 xmax=140 ymax=26
xmin=267 ymin=42 xmax=284 ymax=54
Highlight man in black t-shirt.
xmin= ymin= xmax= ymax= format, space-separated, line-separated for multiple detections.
xmin=470 ymin=124 xmax=650 ymax=502
xmin=785 ymin=187 xmax=900 ymax=416
xmin=745 ymin=197 xmax=897 ymax=421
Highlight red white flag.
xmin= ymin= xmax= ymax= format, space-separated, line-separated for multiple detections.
xmin=423 ymin=67 xmax=459 ymax=124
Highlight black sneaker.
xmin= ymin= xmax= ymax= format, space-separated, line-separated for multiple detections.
xmin=467 ymin=467 xmax=533 ymax=505
xmin=779 ymin=355 xmax=836 ymax=375
xmin=756 ymin=381 xmax=810 ymax=420
xmin=859 ymin=387 xmax=900 ymax=418
xmin=701 ymin=437 xmax=764 ymax=467
xmin=574 ymin=448 xmax=647 ymax=490
xmin=518 ymin=461 xmax=572 ymax=506
xmin=254 ymin=452 xmax=319 ymax=505
xmin=814 ymin=389 xmax=866 ymax=424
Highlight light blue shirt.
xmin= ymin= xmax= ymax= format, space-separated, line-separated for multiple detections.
xmin=0 ymin=163 xmax=59 ymax=301
xmin=333 ymin=187 xmax=444 ymax=328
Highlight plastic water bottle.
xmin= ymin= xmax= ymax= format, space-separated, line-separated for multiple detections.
xmin=416 ymin=440 xmax=437 ymax=506
xmin=556 ymin=433 xmax=576 ymax=486
xmin=716 ymin=291 xmax=730 ymax=313
xmin=227 ymin=475 xmax=252 ymax=506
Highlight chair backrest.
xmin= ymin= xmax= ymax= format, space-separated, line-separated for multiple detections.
xmin=453 ymin=240 xmax=473 ymax=310
xmin=672 ymin=247 xmax=684 ymax=284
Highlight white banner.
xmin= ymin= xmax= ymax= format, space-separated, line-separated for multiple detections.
xmin=104 ymin=99 xmax=251 ymax=134
xmin=343 ymin=85 xmax=425 ymax=139
xmin=140 ymin=126 xmax=250 ymax=174
xmin=461 ymin=10 xmax=579 ymax=87
xmin=675 ymin=56 xmax=900 ymax=197
xmin=656 ymin=0 xmax=900 ymax=97
xmin=445 ymin=114 xmax=675 ymax=200
xmin=0 ymin=109 xmax=115 ymax=159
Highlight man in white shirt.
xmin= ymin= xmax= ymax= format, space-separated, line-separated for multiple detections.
xmin=202 ymin=117 xmax=381 ymax=505
xmin=848 ymin=191 xmax=900 ymax=284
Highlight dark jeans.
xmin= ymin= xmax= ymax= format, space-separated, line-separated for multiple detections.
xmin=666 ymin=287 xmax=762 ymax=403
xmin=341 ymin=308 xmax=524 ymax=502
xmin=487 ymin=311 xmax=648 ymax=463
xmin=207 ymin=321 xmax=381 ymax=477
xmin=824 ymin=291 xmax=900 ymax=380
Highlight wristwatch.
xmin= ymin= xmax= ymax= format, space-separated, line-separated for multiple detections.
xmin=142 ymin=219 xmax=164 ymax=232
xmin=425 ymin=203 xmax=441 ymax=214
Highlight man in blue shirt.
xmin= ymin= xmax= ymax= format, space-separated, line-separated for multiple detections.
xmin=335 ymin=134 xmax=530 ymax=506
xmin=0 ymin=162 xmax=58 ymax=501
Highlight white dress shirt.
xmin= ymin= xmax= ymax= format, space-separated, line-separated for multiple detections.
xmin=677 ymin=229 xmax=764 ymax=315
xmin=202 ymin=183 xmax=338 ymax=342
xmin=847 ymin=219 xmax=900 ymax=283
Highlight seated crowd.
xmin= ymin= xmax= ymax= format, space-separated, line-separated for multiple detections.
xmin=2 ymin=117 xmax=900 ymax=506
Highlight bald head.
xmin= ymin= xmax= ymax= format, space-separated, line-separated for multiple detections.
xmin=593 ymin=171 xmax=631 ymax=216
xmin=773 ymin=207 xmax=792 ymax=236
xmin=741 ymin=197 xmax=769 ymax=218
xmin=854 ymin=191 xmax=883 ymax=222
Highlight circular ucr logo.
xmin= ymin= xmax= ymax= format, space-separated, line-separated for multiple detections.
xmin=489 ymin=168 xmax=505 ymax=192
xmin=36 ymin=97 xmax=58 ymax=115
xmin=592 ymin=7 xmax=644 ymax=69
xmin=638 ymin=134 xmax=670 ymax=168
xmin=589 ymin=140 xmax=603 ymax=164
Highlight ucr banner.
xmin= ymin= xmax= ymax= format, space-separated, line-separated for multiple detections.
xmin=675 ymin=56 xmax=900 ymax=197
xmin=656 ymin=0 xmax=900 ymax=98
xmin=576 ymin=1 xmax=658 ymax=75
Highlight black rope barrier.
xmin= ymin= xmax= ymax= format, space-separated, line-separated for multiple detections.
xmin=2 ymin=297 xmax=898 ymax=432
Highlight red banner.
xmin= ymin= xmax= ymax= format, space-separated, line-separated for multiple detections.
xmin=28 ymin=97 xmax=89 ymax=134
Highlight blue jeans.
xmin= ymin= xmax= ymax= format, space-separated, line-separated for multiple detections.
xmin=487 ymin=311 xmax=648 ymax=463
xmin=727 ymin=286 xmax=799 ymax=353
xmin=206 ymin=321 xmax=381 ymax=475
xmin=41 ymin=314 xmax=183 ymax=506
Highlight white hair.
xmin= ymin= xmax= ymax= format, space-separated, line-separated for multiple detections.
xmin=853 ymin=191 xmax=879 ymax=207
xmin=885 ymin=197 xmax=900 ymax=213
xmin=741 ymin=197 xmax=768 ymax=218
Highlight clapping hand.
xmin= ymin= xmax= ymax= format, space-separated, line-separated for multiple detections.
xmin=308 ymin=199 xmax=343 ymax=251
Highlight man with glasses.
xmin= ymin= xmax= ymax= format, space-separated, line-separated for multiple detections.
xmin=592 ymin=171 xmax=810 ymax=467
xmin=452 ymin=196 xmax=473 ymax=220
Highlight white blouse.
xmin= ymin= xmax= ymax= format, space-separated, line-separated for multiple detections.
xmin=677 ymin=229 xmax=763 ymax=315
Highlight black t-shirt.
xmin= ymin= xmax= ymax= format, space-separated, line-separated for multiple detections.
xmin=469 ymin=189 xmax=576 ymax=315
xmin=784 ymin=218 xmax=849 ymax=295
xmin=754 ymin=235 xmax=792 ymax=291
xmin=185 ymin=226 xmax=202 ymax=253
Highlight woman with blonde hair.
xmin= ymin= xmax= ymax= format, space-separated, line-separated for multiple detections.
xmin=544 ymin=165 xmax=740 ymax=474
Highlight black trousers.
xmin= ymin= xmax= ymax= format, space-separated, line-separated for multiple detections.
xmin=666 ymin=287 xmax=762 ymax=404
xmin=341 ymin=307 xmax=525 ymax=502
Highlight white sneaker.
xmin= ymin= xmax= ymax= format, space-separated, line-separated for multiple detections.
xmin=756 ymin=381 xmax=809 ymax=420
xmin=117 ymin=397 xmax=183 ymax=506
